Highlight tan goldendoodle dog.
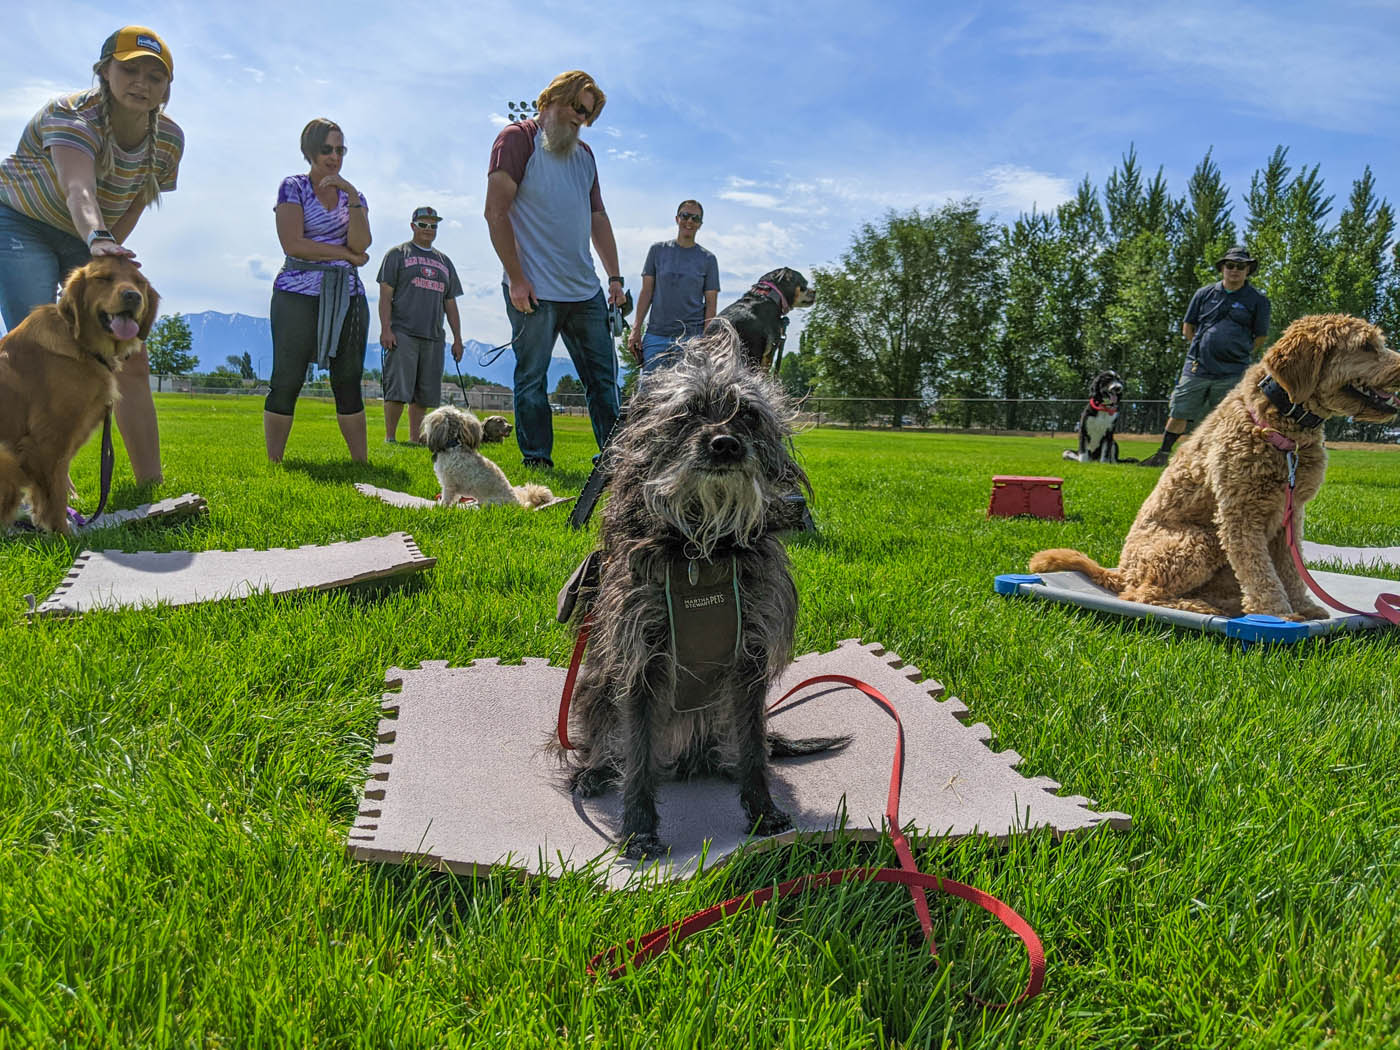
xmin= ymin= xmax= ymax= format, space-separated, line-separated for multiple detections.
xmin=420 ymin=406 xmax=553 ymax=508
xmin=1032 ymin=314 xmax=1400 ymax=620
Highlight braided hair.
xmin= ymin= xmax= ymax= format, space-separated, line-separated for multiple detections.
xmin=90 ymin=59 xmax=165 ymax=209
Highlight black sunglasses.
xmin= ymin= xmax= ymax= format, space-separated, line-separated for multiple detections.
xmin=413 ymin=221 xmax=438 ymax=230
xmin=319 ymin=144 xmax=347 ymax=156
xmin=677 ymin=211 xmax=703 ymax=223
xmin=570 ymin=102 xmax=593 ymax=120
xmin=1222 ymin=261 xmax=1249 ymax=271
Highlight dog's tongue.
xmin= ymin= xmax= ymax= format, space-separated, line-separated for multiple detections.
xmin=110 ymin=316 xmax=140 ymax=341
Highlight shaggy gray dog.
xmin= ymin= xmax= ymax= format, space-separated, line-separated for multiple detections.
xmin=559 ymin=324 xmax=840 ymax=859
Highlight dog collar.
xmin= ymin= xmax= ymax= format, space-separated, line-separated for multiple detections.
xmin=430 ymin=437 xmax=460 ymax=461
xmin=1258 ymin=375 xmax=1324 ymax=430
xmin=753 ymin=280 xmax=791 ymax=315
xmin=1248 ymin=406 xmax=1297 ymax=452
xmin=1088 ymin=398 xmax=1117 ymax=416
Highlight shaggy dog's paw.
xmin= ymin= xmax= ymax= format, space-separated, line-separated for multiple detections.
xmin=751 ymin=808 xmax=793 ymax=837
xmin=1293 ymin=601 xmax=1328 ymax=621
xmin=622 ymin=833 xmax=666 ymax=860
xmin=571 ymin=765 xmax=616 ymax=798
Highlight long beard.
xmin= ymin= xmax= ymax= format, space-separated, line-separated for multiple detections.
xmin=539 ymin=114 xmax=579 ymax=155
xmin=644 ymin=467 xmax=767 ymax=559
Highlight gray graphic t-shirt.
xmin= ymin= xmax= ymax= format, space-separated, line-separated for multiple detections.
xmin=641 ymin=240 xmax=720 ymax=338
xmin=376 ymin=242 xmax=463 ymax=341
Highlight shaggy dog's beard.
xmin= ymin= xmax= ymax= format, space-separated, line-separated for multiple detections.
xmin=644 ymin=462 xmax=766 ymax=559
xmin=539 ymin=112 xmax=579 ymax=155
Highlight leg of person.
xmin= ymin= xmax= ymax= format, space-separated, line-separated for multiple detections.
xmin=1141 ymin=368 xmax=1197 ymax=467
xmin=409 ymin=334 xmax=446 ymax=446
xmin=504 ymin=287 xmax=560 ymax=467
xmin=264 ymin=289 xmax=317 ymax=462
xmin=639 ymin=331 xmax=682 ymax=376
xmin=114 ymin=349 xmax=162 ymax=483
xmin=0 ymin=204 xmax=64 ymax=331
xmin=558 ymin=290 xmax=621 ymax=451
xmin=331 ymin=295 xmax=370 ymax=462
xmin=380 ymin=331 xmax=414 ymax=442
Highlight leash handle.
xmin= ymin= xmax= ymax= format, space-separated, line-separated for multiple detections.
xmin=588 ymin=672 xmax=1046 ymax=1008
xmin=1285 ymin=481 xmax=1400 ymax=625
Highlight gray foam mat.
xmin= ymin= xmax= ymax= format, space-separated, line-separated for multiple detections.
xmin=997 ymin=567 xmax=1400 ymax=642
xmin=32 ymin=531 xmax=434 ymax=617
xmin=348 ymin=639 xmax=1130 ymax=888
xmin=8 ymin=493 xmax=208 ymax=536
xmin=354 ymin=482 xmax=573 ymax=511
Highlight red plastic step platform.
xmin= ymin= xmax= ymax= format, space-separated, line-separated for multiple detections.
xmin=988 ymin=475 xmax=1064 ymax=520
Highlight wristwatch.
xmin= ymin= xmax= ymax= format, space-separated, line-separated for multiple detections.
xmin=608 ymin=275 xmax=624 ymax=285
xmin=87 ymin=228 xmax=116 ymax=249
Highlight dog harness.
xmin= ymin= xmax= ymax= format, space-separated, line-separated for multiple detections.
xmin=664 ymin=555 xmax=742 ymax=712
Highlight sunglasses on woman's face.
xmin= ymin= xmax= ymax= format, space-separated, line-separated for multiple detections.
xmin=320 ymin=144 xmax=348 ymax=156
xmin=677 ymin=212 xmax=703 ymax=223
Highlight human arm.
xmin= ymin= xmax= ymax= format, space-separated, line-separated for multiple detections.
xmin=484 ymin=169 xmax=534 ymax=312
xmin=316 ymin=173 xmax=370 ymax=253
xmin=50 ymin=145 xmax=133 ymax=258
xmin=704 ymin=289 xmax=718 ymax=324
xmin=1182 ymin=322 xmax=1195 ymax=341
xmin=590 ymin=210 xmax=624 ymax=307
xmin=274 ymin=203 xmax=368 ymax=265
xmin=445 ymin=299 xmax=463 ymax=361
xmin=628 ymin=274 xmax=655 ymax=358
xmin=377 ymin=282 xmax=396 ymax=350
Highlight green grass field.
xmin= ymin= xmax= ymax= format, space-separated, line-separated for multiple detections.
xmin=3 ymin=394 xmax=1398 ymax=1048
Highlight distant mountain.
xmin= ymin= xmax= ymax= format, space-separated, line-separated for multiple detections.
xmin=180 ymin=311 xmax=580 ymax=390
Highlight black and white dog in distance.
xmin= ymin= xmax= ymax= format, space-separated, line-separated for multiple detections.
xmin=1063 ymin=370 xmax=1136 ymax=463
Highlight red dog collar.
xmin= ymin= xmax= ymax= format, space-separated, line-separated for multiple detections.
xmin=1088 ymin=398 xmax=1117 ymax=416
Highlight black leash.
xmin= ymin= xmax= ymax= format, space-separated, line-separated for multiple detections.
xmin=74 ymin=410 xmax=115 ymax=527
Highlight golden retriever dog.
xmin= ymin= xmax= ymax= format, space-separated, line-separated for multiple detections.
xmin=1031 ymin=314 xmax=1400 ymax=620
xmin=0 ymin=257 xmax=158 ymax=534
xmin=420 ymin=405 xmax=554 ymax=508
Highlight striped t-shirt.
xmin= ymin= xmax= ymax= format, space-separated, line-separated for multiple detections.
xmin=273 ymin=174 xmax=368 ymax=297
xmin=0 ymin=89 xmax=183 ymax=236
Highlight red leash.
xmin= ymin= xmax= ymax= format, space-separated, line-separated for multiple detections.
xmin=1282 ymin=456 xmax=1400 ymax=624
xmin=558 ymin=633 xmax=1046 ymax=1005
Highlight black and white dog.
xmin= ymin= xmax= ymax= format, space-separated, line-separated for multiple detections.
xmin=1063 ymin=370 xmax=1136 ymax=463
xmin=709 ymin=267 xmax=816 ymax=372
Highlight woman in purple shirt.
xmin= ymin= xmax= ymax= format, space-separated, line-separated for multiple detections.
xmin=265 ymin=118 xmax=372 ymax=463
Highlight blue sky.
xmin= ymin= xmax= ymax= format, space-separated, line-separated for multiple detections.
xmin=4 ymin=1 xmax=1397 ymax=351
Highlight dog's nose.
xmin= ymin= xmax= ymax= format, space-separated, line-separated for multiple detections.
xmin=709 ymin=434 xmax=742 ymax=461
xmin=120 ymin=289 xmax=144 ymax=312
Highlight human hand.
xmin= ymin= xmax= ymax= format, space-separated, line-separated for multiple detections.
xmin=347 ymin=250 xmax=370 ymax=267
xmin=509 ymin=276 xmax=537 ymax=314
xmin=627 ymin=328 xmax=642 ymax=360
xmin=608 ymin=282 xmax=626 ymax=308
xmin=90 ymin=239 xmax=137 ymax=262
xmin=381 ymin=329 xmax=396 ymax=351
xmin=451 ymin=339 xmax=464 ymax=362
xmin=319 ymin=173 xmax=357 ymax=197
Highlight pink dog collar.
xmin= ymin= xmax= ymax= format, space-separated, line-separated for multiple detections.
xmin=753 ymin=280 xmax=791 ymax=315
xmin=1249 ymin=407 xmax=1297 ymax=451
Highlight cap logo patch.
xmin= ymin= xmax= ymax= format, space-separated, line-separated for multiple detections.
xmin=136 ymin=34 xmax=162 ymax=54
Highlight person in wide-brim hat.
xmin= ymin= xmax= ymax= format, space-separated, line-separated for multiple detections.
xmin=1214 ymin=245 xmax=1258 ymax=276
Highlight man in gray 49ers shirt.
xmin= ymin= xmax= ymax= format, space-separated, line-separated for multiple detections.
xmin=484 ymin=70 xmax=624 ymax=469
xmin=376 ymin=206 xmax=464 ymax=444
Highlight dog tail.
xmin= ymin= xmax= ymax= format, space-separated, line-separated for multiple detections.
xmin=517 ymin=483 xmax=554 ymax=509
xmin=1028 ymin=548 xmax=1124 ymax=591
xmin=768 ymin=731 xmax=851 ymax=759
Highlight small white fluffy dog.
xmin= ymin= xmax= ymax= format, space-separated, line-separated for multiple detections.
xmin=420 ymin=406 xmax=554 ymax=508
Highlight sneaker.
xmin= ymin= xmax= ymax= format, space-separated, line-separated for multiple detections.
xmin=1139 ymin=450 xmax=1171 ymax=467
xmin=522 ymin=457 xmax=554 ymax=470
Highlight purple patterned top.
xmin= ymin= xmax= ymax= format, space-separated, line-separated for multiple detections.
xmin=272 ymin=174 xmax=368 ymax=296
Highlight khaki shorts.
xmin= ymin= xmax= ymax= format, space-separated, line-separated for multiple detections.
xmin=1168 ymin=365 xmax=1243 ymax=422
xmin=382 ymin=331 xmax=445 ymax=406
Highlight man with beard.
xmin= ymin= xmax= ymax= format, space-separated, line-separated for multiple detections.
xmin=484 ymin=70 xmax=624 ymax=469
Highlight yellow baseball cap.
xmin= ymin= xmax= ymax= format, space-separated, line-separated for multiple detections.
xmin=100 ymin=26 xmax=173 ymax=79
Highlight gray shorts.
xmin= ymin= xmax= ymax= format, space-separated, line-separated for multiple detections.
xmin=382 ymin=331 xmax=445 ymax=406
xmin=1168 ymin=364 xmax=1243 ymax=423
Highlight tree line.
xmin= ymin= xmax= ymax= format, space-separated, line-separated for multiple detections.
xmin=790 ymin=146 xmax=1398 ymax=425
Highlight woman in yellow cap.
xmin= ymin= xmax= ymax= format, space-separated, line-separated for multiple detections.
xmin=0 ymin=26 xmax=184 ymax=485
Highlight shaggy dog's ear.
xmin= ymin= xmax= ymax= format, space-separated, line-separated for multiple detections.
xmin=1264 ymin=321 xmax=1325 ymax=403
xmin=138 ymin=278 xmax=160 ymax=340
xmin=460 ymin=411 xmax=483 ymax=450
xmin=57 ymin=270 xmax=90 ymax=342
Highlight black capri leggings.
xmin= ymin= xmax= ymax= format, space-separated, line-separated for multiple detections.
xmin=265 ymin=289 xmax=369 ymax=416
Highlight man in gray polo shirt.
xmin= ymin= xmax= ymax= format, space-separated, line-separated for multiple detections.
xmin=627 ymin=199 xmax=720 ymax=373
xmin=1140 ymin=245 xmax=1270 ymax=467
xmin=376 ymin=206 xmax=464 ymax=444
xmin=483 ymin=70 xmax=625 ymax=469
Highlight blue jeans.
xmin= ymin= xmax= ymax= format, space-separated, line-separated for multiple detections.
xmin=0 ymin=203 xmax=89 ymax=331
xmin=504 ymin=287 xmax=620 ymax=462
xmin=640 ymin=330 xmax=687 ymax=375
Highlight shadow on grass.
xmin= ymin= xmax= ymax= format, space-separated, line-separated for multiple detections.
xmin=281 ymin=457 xmax=414 ymax=489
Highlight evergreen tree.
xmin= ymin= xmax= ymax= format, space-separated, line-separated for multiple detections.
xmin=1247 ymin=146 xmax=1333 ymax=339
xmin=1044 ymin=178 xmax=1106 ymax=397
xmin=146 ymin=314 xmax=198 ymax=375
xmin=1174 ymin=148 xmax=1237 ymax=303
xmin=1325 ymin=167 xmax=1395 ymax=320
